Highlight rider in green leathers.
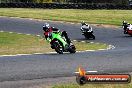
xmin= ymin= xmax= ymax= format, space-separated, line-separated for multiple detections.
xmin=43 ymin=23 xmax=72 ymax=49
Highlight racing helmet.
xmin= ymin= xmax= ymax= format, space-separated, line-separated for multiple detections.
xmin=81 ymin=21 xmax=86 ymax=26
xmin=122 ymin=21 xmax=128 ymax=25
xmin=123 ymin=21 xmax=127 ymax=24
xmin=43 ymin=23 xmax=50 ymax=31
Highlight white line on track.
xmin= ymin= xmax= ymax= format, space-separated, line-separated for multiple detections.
xmin=87 ymin=71 xmax=98 ymax=73
xmin=33 ymin=53 xmax=44 ymax=54
xmin=81 ymin=41 xmax=85 ymax=42
xmin=0 ymin=30 xmax=4 ymax=32
xmin=0 ymin=55 xmax=18 ymax=57
xmin=90 ymin=42 xmax=94 ymax=43
xmin=36 ymin=35 xmax=41 ymax=37
xmin=74 ymin=71 xmax=98 ymax=74
xmin=73 ymin=40 xmax=77 ymax=42
xmin=98 ymin=49 xmax=106 ymax=50
xmin=9 ymin=32 xmax=13 ymax=33
xmin=17 ymin=33 xmax=22 ymax=34
xmin=16 ymin=54 xmax=32 ymax=56
xmin=0 ymin=53 xmax=41 ymax=57
xmin=26 ymin=34 xmax=31 ymax=35
xmin=70 ymin=23 xmax=75 ymax=24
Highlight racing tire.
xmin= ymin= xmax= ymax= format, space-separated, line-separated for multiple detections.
xmin=91 ymin=34 xmax=95 ymax=40
xmin=76 ymin=76 xmax=86 ymax=85
xmin=53 ymin=41 xmax=63 ymax=54
xmin=68 ymin=45 xmax=76 ymax=53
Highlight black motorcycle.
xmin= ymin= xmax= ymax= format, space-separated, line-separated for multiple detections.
xmin=80 ymin=26 xmax=95 ymax=40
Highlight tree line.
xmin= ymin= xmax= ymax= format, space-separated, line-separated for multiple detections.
xmin=0 ymin=0 xmax=129 ymax=5
xmin=0 ymin=0 xmax=64 ymax=3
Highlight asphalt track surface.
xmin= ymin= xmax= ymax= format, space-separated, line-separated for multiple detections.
xmin=0 ymin=17 xmax=132 ymax=84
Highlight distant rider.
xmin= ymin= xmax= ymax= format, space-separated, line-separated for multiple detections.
xmin=81 ymin=21 xmax=93 ymax=33
xmin=43 ymin=23 xmax=72 ymax=45
xmin=127 ymin=23 xmax=132 ymax=31
xmin=122 ymin=21 xmax=128 ymax=34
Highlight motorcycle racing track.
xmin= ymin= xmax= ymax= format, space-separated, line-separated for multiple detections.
xmin=0 ymin=17 xmax=132 ymax=83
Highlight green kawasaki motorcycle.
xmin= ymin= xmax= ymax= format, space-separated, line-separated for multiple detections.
xmin=50 ymin=31 xmax=76 ymax=54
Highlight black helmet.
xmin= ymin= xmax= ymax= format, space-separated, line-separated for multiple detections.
xmin=43 ymin=23 xmax=50 ymax=31
xmin=123 ymin=21 xmax=127 ymax=24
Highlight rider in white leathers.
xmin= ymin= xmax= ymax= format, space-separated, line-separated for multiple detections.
xmin=81 ymin=21 xmax=93 ymax=33
xmin=127 ymin=23 xmax=132 ymax=30
xmin=122 ymin=21 xmax=132 ymax=34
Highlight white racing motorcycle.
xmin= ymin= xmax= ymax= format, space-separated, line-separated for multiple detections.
xmin=80 ymin=24 xmax=95 ymax=40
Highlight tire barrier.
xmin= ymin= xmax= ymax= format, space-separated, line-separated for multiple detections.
xmin=0 ymin=3 xmax=131 ymax=9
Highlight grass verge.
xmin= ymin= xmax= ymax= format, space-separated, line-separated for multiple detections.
xmin=0 ymin=31 xmax=51 ymax=55
xmin=52 ymin=82 xmax=132 ymax=88
xmin=0 ymin=32 xmax=107 ymax=55
xmin=0 ymin=8 xmax=132 ymax=26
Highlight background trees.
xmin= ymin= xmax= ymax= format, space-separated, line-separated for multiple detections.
xmin=0 ymin=0 xmax=129 ymax=5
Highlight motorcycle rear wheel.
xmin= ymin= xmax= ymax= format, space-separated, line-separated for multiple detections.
xmin=68 ymin=45 xmax=76 ymax=53
xmin=84 ymin=34 xmax=95 ymax=40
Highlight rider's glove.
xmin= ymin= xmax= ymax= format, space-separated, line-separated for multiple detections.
xmin=46 ymin=37 xmax=51 ymax=43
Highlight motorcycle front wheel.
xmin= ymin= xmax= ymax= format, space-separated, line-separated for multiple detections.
xmin=91 ymin=34 xmax=95 ymax=40
xmin=53 ymin=41 xmax=63 ymax=54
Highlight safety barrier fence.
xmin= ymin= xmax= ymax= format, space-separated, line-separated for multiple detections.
xmin=0 ymin=3 xmax=131 ymax=9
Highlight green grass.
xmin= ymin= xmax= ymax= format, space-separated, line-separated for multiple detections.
xmin=52 ymin=83 xmax=132 ymax=88
xmin=0 ymin=8 xmax=132 ymax=26
xmin=0 ymin=31 xmax=52 ymax=55
xmin=74 ymin=41 xmax=107 ymax=51
xmin=0 ymin=32 xmax=108 ymax=55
